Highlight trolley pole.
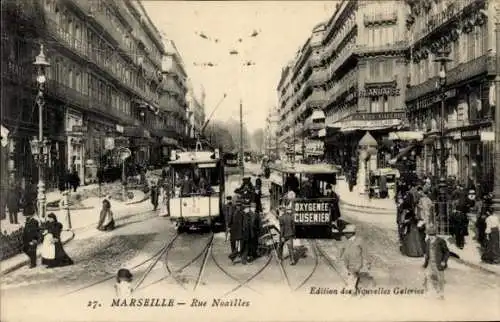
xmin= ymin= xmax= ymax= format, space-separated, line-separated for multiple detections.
xmin=493 ymin=11 xmax=500 ymax=213
xmin=239 ymin=99 xmax=245 ymax=178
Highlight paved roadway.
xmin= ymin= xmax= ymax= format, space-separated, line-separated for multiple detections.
xmin=1 ymin=166 xmax=499 ymax=321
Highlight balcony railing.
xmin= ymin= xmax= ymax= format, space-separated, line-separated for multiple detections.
xmin=306 ymin=90 xmax=327 ymax=109
xmin=363 ymin=12 xmax=398 ymax=26
xmin=309 ymin=68 xmax=328 ymax=86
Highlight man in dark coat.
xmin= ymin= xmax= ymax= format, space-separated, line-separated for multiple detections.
xmin=228 ymin=199 xmax=244 ymax=262
xmin=279 ymin=208 xmax=296 ymax=265
xmin=224 ymin=196 xmax=235 ymax=253
xmin=254 ymin=175 xmax=263 ymax=213
xmin=284 ymin=174 xmax=299 ymax=194
xmin=22 ymin=183 xmax=37 ymax=217
xmin=150 ymin=181 xmax=159 ymax=210
xmin=325 ymin=184 xmax=341 ymax=228
xmin=240 ymin=201 xmax=254 ymax=265
xmin=7 ymin=183 xmax=21 ymax=224
xmin=69 ymin=167 xmax=80 ymax=192
xmin=248 ymin=201 xmax=261 ymax=261
xmin=23 ymin=213 xmax=40 ymax=268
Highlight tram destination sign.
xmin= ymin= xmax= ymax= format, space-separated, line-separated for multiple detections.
xmin=293 ymin=201 xmax=331 ymax=225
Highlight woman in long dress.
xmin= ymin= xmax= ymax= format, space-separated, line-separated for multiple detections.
xmin=400 ymin=193 xmax=425 ymax=257
xmin=158 ymin=185 xmax=169 ymax=217
xmin=97 ymin=199 xmax=115 ymax=231
xmin=43 ymin=213 xmax=73 ymax=268
xmin=41 ymin=224 xmax=56 ymax=267
xmin=481 ymin=211 xmax=500 ymax=264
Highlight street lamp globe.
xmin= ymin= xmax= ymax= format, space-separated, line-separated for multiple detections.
xmin=33 ymin=44 xmax=50 ymax=76
xmin=30 ymin=137 xmax=40 ymax=157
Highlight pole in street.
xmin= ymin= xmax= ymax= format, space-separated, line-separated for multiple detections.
xmin=239 ymin=99 xmax=245 ymax=178
xmin=434 ymin=44 xmax=452 ymax=231
xmin=493 ymin=9 xmax=500 ymax=213
xmin=32 ymin=44 xmax=51 ymax=221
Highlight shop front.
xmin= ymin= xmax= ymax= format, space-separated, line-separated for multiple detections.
xmin=66 ymin=109 xmax=84 ymax=181
xmin=122 ymin=126 xmax=153 ymax=166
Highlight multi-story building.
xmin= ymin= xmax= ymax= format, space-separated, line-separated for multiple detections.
xmin=277 ymin=0 xmax=409 ymax=170
xmin=1 ymin=0 xmax=192 ymax=185
xmin=156 ymin=39 xmax=189 ymax=162
xmin=276 ymin=22 xmax=327 ymax=161
xmin=404 ymin=0 xmax=497 ymax=189
xmin=264 ymin=107 xmax=279 ymax=159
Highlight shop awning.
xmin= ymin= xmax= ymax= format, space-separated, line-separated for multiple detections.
xmin=388 ymin=131 xmax=424 ymax=141
xmin=122 ymin=126 xmax=151 ymax=139
xmin=161 ymin=137 xmax=178 ymax=146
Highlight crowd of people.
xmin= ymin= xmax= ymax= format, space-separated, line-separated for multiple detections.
xmin=395 ymin=174 xmax=500 ymax=265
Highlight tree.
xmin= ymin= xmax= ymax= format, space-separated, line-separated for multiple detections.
xmin=204 ymin=121 xmax=236 ymax=152
xmin=251 ymin=128 xmax=265 ymax=153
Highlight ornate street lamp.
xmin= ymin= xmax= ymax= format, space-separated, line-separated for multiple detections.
xmin=32 ymin=44 xmax=50 ymax=221
xmin=433 ymin=44 xmax=452 ymax=231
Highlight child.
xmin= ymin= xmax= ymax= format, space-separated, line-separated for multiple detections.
xmin=115 ymin=268 xmax=133 ymax=298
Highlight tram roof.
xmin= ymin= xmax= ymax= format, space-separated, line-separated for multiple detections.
xmin=270 ymin=162 xmax=339 ymax=174
xmin=168 ymin=151 xmax=219 ymax=165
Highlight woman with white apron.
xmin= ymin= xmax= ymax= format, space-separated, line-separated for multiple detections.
xmin=158 ymin=186 xmax=169 ymax=217
xmin=41 ymin=228 xmax=56 ymax=267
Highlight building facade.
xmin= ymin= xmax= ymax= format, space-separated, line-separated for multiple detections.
xmin=1 ymin=0 xmax=190 ymax=186
xmin=276 ymin=0 xmax=409 ymax=170
xmin=264 ymin=107 xmax=279 ymax=159
xmin=276 ymin=22 xmax=327 ymax=161
xmin=405 ymin=0 xmax=497 ymax=189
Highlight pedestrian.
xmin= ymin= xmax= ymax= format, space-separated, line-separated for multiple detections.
xmin=69 ymin=166 xmax=80 ymax=192
xmin=248 ymin=201 xmax=261 ymax=261
xmin=150 ymin=180 xmax=159 ymax=211
xmin=481 ymin=210 xmax=500 ymax=264
xmin=224 ymin=196 xmax=235 ymax=247
xmin=278 ymin=207 xmax=296 ymax=265
xmin=423 ymin=226 xmax=449 ymax=300
xmin=228 ymin=198 xmax=244 ymax=263
xmin=7 ymin=183 xmax=21 ymax=224
xmin=97 ymin=199 xmax=115 ymax=231
xmin=255 ymin=175 xmax=263 ymax=214
xmin=41 ymin=213 xmax=74 ymax=268
xmin=453 ymin=189 xmax=474 ymax=249
xmin=115 ymin=268 xmax=133 ymax=298
xmin=158 ymin=185 xmax=169 ymax=217
xmin=240 ymin=201 xmax=253 ymax=265
xmin=339 ymin=224 xmax=365 ymax=293
xmin=22 ymin=212 xmax=40 ymax=268
xmin=400 ymin=191 xmax=425 ymax=257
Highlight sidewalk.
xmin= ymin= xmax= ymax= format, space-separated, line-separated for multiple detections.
xmin=335 ymin=178 xmax=396 ymax=213
xmin=0 ymin=191 xmax=151 ymax=276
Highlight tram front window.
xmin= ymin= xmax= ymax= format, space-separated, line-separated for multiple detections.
xmin=172 ymin=164 xmax=220 ymax=197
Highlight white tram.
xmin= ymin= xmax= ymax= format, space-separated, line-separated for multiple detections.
xmin=168 ymin=148 xmax=225 ymax=233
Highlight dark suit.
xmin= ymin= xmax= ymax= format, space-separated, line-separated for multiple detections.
xmin=228 ymin=206 xmax=244 ymax=260
xmin=278 ymin=213 xmax=295 ymax=263
xmin=327 ymin=191 xmax=341 ymax=222
xmin=248 ymin=211 xmax=261 ymax=259
xmin=23 ymin=217 xmax=40 ymax=267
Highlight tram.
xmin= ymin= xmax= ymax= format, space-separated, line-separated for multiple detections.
xmin=268 ymin=162 xmax=341 ymax=239
xmin=167 ymin=147 xmax=225 ymax=233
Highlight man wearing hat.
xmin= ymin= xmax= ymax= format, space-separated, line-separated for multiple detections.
xmin=240 ymin=200 xmax=255 ymax=265
xmin=278 ymin=207 xmax=296 ymax=265
xmin=339 ymin=224 xmax=365 ymax=292
xmin=228 ymin=198 xmax=244 ymax=262
xmin=423 ymin=226 xmax=449 ymax=299
xmin=248 ymin=201 xmax=262 ymax=261
xmin=255 ymin=175 xmax=263 ymax=214
xmin=224 ymin=196 xmax=235 ymax=249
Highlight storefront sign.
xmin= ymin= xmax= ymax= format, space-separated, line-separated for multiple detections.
xmin=305 ymin=140 xmax=324 ymax=155
xmin=293 ymin=201 xmax=331 ymax=225
xmin=72 ymin=125 xmax=87 ymax=133
xmin=342 ymin=118 xmax=401 ymax=130
xmin=480 ymin=131 xmax=494 ymax=142
xmin=358 ymin=88 xmax=401 ymax=97
xmin=461 ymin=129 xmax=480 ymax=139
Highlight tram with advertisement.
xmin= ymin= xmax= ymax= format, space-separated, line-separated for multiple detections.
xmin=268 ymin=162 xmax=342 ymax=239
xmin=167 ymin=147 xmax=225 ymax=233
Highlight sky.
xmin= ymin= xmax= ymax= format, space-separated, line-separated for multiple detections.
xmin=141 ymin=1 xmax=337 ymax=132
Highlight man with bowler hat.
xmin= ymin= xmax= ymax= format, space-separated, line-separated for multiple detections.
xmin=228 ymin=198 xmax=243 ymax=263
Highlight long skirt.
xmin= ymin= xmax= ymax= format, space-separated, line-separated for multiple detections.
xmin=41 ymin=234 xmax=56 ymax=267
xmin=401 ymin=223 xmax=425 ymax=257
xmin=52 ymin=242 xmax=74 ymax=267
xmin=482 ymin=227 xmax=500 ymax=264
xmin=159 ymin=200 xmax=169 ymax=217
